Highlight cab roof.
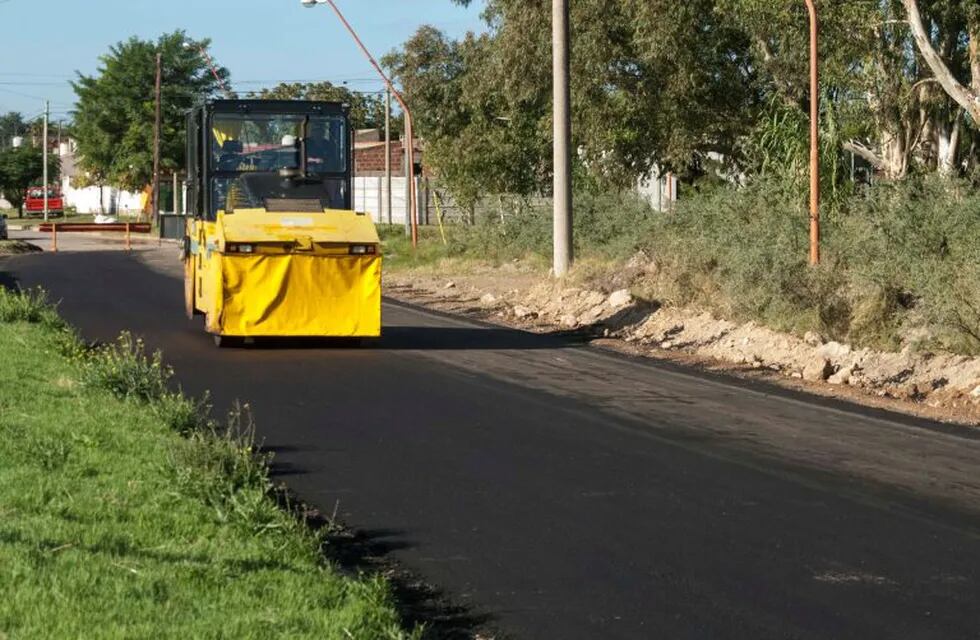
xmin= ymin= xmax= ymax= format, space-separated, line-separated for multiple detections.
xmin=199 ymin=99 xmax=349 ymax=116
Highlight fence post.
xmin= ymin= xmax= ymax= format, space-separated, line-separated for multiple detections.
xmin=126 ymin=222 xmax=131 ymax=252
xmin=51 ymin=223 xmax=57 ymax=253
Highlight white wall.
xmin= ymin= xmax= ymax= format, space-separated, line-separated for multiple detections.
xmin=62 ymin=177 xmax=144 ymax=216
xmin=637 ymin=169 xmax=678 ymax=213
xmin=352 ymin=177 xmax=423 ymax=226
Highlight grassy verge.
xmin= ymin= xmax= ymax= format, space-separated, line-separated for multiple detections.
xmin=0 ymin=287 xmax=415 ymax=639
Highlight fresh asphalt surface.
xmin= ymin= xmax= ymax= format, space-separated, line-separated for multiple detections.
xmin=5 ymin=239 xmax=980 ymax=639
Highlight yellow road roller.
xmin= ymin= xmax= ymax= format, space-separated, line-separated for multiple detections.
xmin=181 ymin=100 xmax=381 ymax=347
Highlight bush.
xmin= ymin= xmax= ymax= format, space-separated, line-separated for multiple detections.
xmin=0 ymin=286 xmax=63 ymax=327
xmin=422 ymin=175 xmax=980 ymax=355
xmin=80 ymin=332 xmax=172 ymax=402
xmin=637 ymin=176 xmax=980 ymax=353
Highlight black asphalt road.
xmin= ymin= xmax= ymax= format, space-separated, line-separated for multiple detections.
xmin=6 ymin=247 xmax=980 ymax=640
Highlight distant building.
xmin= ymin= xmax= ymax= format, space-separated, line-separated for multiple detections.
xmin=57 ymin=139 xmax=144 ymax=215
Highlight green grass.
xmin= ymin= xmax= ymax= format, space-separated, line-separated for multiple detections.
xmin=0 ymin=288 xmax=415 ymax=640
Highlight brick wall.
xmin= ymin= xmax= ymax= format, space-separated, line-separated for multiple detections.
xmin=354 ymin=140 xmax=422 ymax=177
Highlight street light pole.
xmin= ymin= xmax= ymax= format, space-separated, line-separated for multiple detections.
xmin=303 ymin=0 xmax=419 ymax=247
xmin=385 ymin=88 xmax=393 ymax=226
xmin=186 ymin=41 xmax=231 ymax=98
xmin=805 ymin=0 xmax=820 ymax=266
xmin=151 ymin=52 xmax=162 ymax=227
xmin=553 ymin=0 xmax=573 ymax=277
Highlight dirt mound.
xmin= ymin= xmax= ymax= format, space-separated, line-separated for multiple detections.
xmin=0 ymin=240 xmax=43 ymax=256
xmin=386 ymin=269 xmax=980 ymax=425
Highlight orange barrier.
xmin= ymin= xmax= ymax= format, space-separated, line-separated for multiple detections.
xmin=37 ymin=223 xmax=151 ymax=233
xmin=41 ymin=222 xmax=151 ymax=253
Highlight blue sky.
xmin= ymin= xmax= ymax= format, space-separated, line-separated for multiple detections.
xmin=0 ymin=0 xmax=486 ymax=121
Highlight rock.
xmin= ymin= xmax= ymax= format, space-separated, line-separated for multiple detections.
xmin=627 ymin=250 xmax=650 ymax=268
xmin=559 ymin=314 xmax=578 ymax=328
xmin=578 ymin=305 xmax=606 ymax=326
xmin=828 ymin=365 xmax=854 ymax=386
xmin=513 ymin=305 xmax=536 ymax=320
xmin=607 ymin=289 xmax=633 ymax=309
xmin=816 ymin=341 xmax=852 ymax=362
xmin=579 ymin=290 xmax=606 ymax=307
xmin=803 ymin=331 xmax=825 ymax=347
xmin=894 ymin=383 xmax=924 ymax=401
xmin=661 ymin=340 xmax=674 ymax=349
xmin=444 ymin=281 xmax=457 ymax=289
xmin=971 ymin=385 xmax=980 ymax=398
xmin=479 ymin=293 xmax=497 ymax=306
xmin=802 ymin=357 xmax=834 ymax=382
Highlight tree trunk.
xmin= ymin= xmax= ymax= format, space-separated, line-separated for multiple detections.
xmin=881 ymin=132 xmax=909 ymax=180
xmin=937 ymin=110 xmax=963 ymax=177
xmin=902 ymin=0 xmax=980 ymax=123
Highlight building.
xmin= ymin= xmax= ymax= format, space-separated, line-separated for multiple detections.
xmin=352 ymin=129 xmax=424 ymax=225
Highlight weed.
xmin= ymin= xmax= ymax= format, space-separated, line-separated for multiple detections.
xmin=0 ymin=286 xmax=63 ymax=327
xmin=80 ymin=332 xmax=172 ymax=402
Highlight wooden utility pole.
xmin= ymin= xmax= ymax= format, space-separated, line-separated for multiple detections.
xmin=552 ymin=0 xmax=573 ymax=277
xmin=151 ymin=52 xmax=162 ymax=226
xmin=805 ymin=0 xmax=820 ymax=266
xmin=42 ymin=100 xmax=49 ymax=222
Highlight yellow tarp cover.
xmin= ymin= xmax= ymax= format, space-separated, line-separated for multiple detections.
xmin=211 ymin=254 xmax=382 ymax=337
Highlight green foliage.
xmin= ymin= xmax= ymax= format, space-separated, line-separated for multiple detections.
xmin=0 ymin=145 xmax=61 ymax=213
xmin=258 ymin=82 xmax=392 ymax=131
xmin=0 ymin=286 xmax=63 ymax=327
xmin=385 ymin=27 xmax=545 ymax=206
xmin=0 ymin=111 xmax=26 ymax=145
xmin=397 ymin=0 xmax=979 ymax=204
xmin=80 ymin=332 xmax=172 ymax=403
xmin=395 ymin=175 xmax=980 ymax=355
xmin=638 ymin=177 xmax=980 ymax=353
xmin=72 ymin=31 xmax=230 ymax=191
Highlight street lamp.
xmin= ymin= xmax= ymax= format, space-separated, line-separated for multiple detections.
xmin=302 ymin=0 xmax=419 ymax=247
xmin=804 ymin=0 xmax=820 ymax=266
xmin=183 ymin=41 xmax=231 ymax=97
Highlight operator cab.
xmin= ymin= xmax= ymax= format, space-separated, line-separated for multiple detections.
xmin=185 ymin=100 xmax=352 ymax=220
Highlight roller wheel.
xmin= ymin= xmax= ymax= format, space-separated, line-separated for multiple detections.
xmin=213 ymin=334 xmax=243 ymax=349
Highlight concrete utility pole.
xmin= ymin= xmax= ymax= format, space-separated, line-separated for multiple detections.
xmin=552 ymin=0 xmax=573 ymax=277
xmin=805 ymin=0 xmax=820 ymax=266
xmin=172 ymin=172 xmax=179 ymax=215
xmin=152 ymin=52 xmax=162 ymax=226
xmin=385 ymin=88 xmax=393 ymax=225
xmin=43 ymin=100 xmax=49 ymax=222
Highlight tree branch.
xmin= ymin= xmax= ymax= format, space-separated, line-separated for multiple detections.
xmin=843 ymin=141 xmax=886 ymax=169
xmin=901 ymin=0 xmax=980 ymax=122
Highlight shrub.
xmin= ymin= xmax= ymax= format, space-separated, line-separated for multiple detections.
xmin=80 ymin=332 xmax=172 ymax=402
xmin=0 ymin=286 xmax=63 ymax=327
xmin=425 ymin=174 xmax=980 ymax=355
